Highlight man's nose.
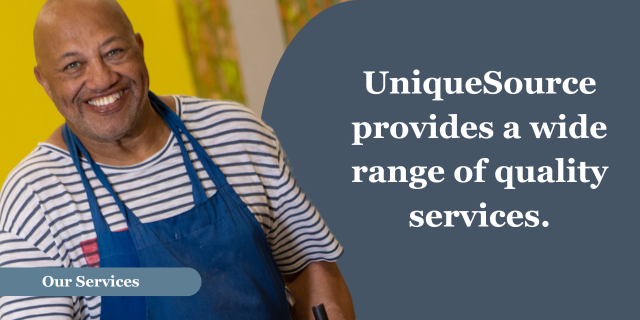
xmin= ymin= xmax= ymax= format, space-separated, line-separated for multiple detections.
xmin=85 ymin=59 xmax=119 ymax=90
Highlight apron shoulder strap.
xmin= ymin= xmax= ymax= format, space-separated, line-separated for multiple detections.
xmin=149 ymin=93 xmax=232 ymax=193
xmin=62 ymin=124 xmax=138 ymax=229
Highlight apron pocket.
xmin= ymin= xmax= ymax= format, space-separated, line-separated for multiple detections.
xmin=131 ymin=202 xmax=215 ymax=249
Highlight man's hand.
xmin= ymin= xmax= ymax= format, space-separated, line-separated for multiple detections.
xmin=283 ymin=261 xmax=355 ymax=320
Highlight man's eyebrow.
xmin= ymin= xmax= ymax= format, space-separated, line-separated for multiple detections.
xmin=58 ymin=52 xmax=80 ymax=61
xmin=101 ymin=36 xmax=121 ymax=48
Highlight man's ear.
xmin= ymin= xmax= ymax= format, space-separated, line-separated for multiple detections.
xmin=135 ymin=33 xmax=144 ymax=53
xmin=34 ymin=66 xmax=53 ymax=99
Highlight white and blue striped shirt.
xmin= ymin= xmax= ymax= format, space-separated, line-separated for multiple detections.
xmin=0 ymin=96 xmax=343 ymax=320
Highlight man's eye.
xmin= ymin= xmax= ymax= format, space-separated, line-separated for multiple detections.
xmin=107 ymin=49 xmax=122 ymax=56
xmin=66 ymin=62 xmax=79 ymax=70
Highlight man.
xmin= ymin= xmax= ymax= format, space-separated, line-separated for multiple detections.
xmin=0 ymin=0 xmax=355 ymax=319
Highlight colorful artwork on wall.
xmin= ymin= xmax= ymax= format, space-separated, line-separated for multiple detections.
xmin=279 ymin=0 xmax=348 ymax=44
xmin=176 ymin=0 xmax=347 ymax=104
xmin=176 ymin=0 xmax=245 ymax=103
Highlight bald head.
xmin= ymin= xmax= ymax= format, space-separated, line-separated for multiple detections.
xmin=34 ymin=0 xmax=135 ymax=66
xmin=32 ymin=0 xmax=151 ymax=143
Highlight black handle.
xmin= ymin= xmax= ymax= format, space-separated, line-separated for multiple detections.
xmin=312 ymin=303 xmax=329 ymax=320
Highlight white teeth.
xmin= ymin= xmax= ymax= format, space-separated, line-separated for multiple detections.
xmin=88 ymin=91 xmax=123 ymax=107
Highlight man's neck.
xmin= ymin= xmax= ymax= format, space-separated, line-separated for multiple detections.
xmin=45 ymin=95 xmax=177 ymax=167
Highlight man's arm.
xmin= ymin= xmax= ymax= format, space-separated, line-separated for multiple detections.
xmin=284 ymin=261 xmax=355 ymax=320
xmin=0 ymin=232 xmax=75 ymax=319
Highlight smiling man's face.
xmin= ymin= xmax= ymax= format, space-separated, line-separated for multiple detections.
xmin=34 ymin=0 xmax=150 ymax=142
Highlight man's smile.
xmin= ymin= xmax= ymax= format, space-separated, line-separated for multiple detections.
xmin=87 ymin=89 xmax=125 ymax=107
xmin=84 ymin=89 xmax=128 ymax=115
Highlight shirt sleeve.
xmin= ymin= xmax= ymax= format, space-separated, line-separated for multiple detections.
xmin=0 ymin=232 xmax=76 ymax=320
xmin=0 ymin=178 xmax=83 ymax=320
xmin=266 ymin=135 xmax=344 ymax=275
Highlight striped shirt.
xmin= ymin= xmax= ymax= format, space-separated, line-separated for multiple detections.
xmin=0 ymin=96 xmax=343 ymax=320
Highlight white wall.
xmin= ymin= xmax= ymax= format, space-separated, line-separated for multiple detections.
xmin=226 ymin=0 xmax=286 ymax=117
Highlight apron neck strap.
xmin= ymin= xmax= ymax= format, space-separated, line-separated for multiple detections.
xmin=148 ymin=95 xmax=208 ymax=205
xmin=148 ymin=92 xmax=231 ymax=193
xmin=62 ymin=123 xmax=140 ymax=228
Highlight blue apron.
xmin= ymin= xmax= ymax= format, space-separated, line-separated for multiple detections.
xmin=62 ymin=92 xmax=291 ymax=320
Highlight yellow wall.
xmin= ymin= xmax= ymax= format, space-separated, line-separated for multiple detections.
xmin=0 ymin=0 xmax=195 ymax=184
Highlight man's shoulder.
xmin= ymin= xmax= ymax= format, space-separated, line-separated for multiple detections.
xmin=0 ymin=145 xmax=73 ymax=217
xmin=175 ymin=95 xmax=257 ymax=118
xmin=2 ymin=144 xmax=71 ymax=185
xmin=174 ymin=95 xmax=276 ymax=139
